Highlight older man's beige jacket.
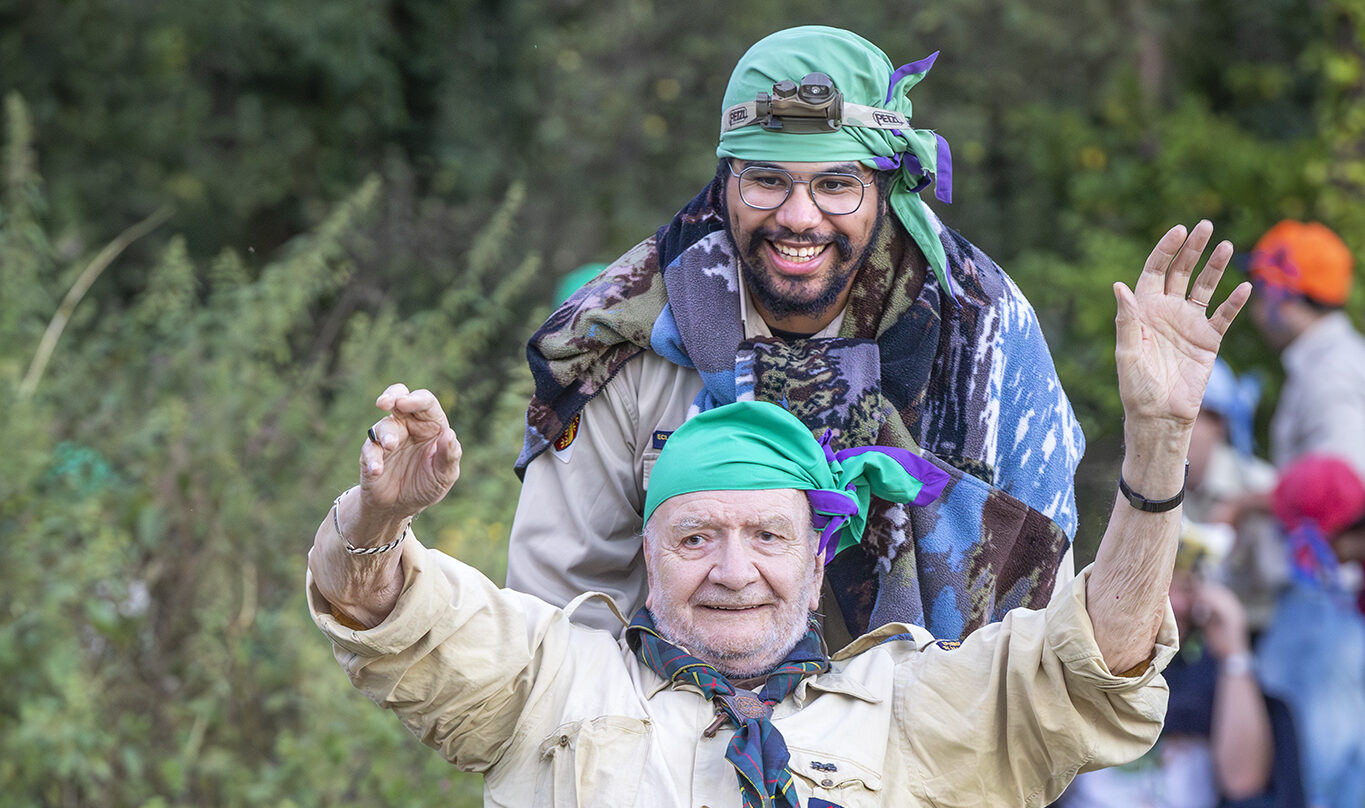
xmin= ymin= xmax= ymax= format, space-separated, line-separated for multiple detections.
xmin=308 ymin=536 xmax=1176 ymax=808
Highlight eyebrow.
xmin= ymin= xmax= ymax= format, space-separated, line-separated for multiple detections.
xmin=742 ymin=160 xmax=867 ymax=175
xmin=667 ymin=512 xmax=801 ymax=534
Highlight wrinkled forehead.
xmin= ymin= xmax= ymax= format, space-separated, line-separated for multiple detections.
xmin=648 ymin=488 xmax=813 ymax=536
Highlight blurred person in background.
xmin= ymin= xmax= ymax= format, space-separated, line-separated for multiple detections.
xmin=1246 ymin=220 xmax=1365 ymax=477
xmin=1186 ymin=358 xmax=1285 ymax=631
xmin=1057 ymin=525 xmax=1305 ymax=808
xmin=1255 ymin=453 xmax=1365 ymax=808
xmin=507 ymin=25 xmax=1086 ymax=645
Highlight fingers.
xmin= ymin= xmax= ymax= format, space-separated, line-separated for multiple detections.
xmin=1134 ymin=224 xmax=1189 ymax=297
xmin=358 ymin=421 xmax=461 ymax=481
xmin=362 ymin=383 xmax=451 ymax=468
xmin=438 ymin=426 xmax=463 ymax=483
xmin=1207 ymin=281 xmax=1252 ymax=337
xmin=1186 ymin=238 xmax=1233 ymax=303
xmin=377 ymin=385 xmax=447 ymax=425
xmin=369 ymin=386 xmax=450 ymax=440
xmin=1164 ymin=220 xmax=1214 ymax=297
xmin=1136 ymin=221 xmax=1232 ymax=302
xmin=390 ymin=387 xmax=446 ymax=422
xmin=366 ymin=414 xmax=407 ymax=451
xmin=376 ymin=383 xmax=411 ymax=412
xmin=360 ymin=433 xmax=385 ymax=476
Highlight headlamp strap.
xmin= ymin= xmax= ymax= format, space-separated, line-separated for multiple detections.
xmin=721 ymin=72 xmax=910 ymax=134
xmin=722 ymin=98 xmax=910 ymax=134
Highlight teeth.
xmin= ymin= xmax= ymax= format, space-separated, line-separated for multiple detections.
xmin=772 ymin=242 xmax=824 ymax=263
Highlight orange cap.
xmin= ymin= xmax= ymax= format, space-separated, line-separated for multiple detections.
xmin=1249 ymin=220 xmax=1354 ymax=306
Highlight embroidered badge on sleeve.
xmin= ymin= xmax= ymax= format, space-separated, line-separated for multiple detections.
xmin=551 ymin=413 xmax=581 ymax=463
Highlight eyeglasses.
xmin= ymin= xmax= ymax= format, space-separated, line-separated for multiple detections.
xmin=727 ymin=163 xmax=874 ymax=216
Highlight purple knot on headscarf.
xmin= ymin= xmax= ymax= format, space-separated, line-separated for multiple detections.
xmin=806 ymin=430 xmax=950 ymax=563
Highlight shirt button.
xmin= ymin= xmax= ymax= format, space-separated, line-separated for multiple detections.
xmin=821 ymin=778 xmax=834 ymax=788
xmin=558 ymin=735 xmax=569 ymax=747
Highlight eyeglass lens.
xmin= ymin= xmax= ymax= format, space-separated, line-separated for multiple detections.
xmin=733 ymin=166 xmax=867 ymax=215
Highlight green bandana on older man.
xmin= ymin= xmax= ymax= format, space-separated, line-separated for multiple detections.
xmin=643 ymin=401 xmax=950 ymax=561
xmin=716 ymin=25 xmax=958 ymax=298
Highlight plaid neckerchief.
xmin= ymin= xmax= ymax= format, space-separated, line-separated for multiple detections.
xmin=626 ymin=608 xmax=828 ymax=808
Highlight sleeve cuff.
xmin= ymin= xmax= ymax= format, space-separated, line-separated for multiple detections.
xmin=306 ymin=530 xmax=457 ymax=658
xmin=1044 ymin=564 xmax=1179 ymax=689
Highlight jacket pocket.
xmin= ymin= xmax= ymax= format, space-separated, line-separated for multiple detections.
xmin=786 ymin=746 xmax=883 ymax=808
xmin=535 ymin=715 xmax=652 ymax=807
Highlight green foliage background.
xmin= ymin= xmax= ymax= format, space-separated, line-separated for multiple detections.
xmin=2 ymin=1 xmax=1364 ymax=805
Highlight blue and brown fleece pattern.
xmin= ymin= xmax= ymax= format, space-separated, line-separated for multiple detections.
xmin=518 ymin=179 xmax=1084 ymax=640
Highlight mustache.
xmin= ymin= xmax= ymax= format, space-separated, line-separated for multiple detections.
xmin=693 ymin=593 xmax=773 ymax=609
xmin=745 ymin=227 xmax=854 ymax=263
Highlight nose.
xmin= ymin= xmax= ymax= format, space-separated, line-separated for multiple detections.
xmin=707 ymin=537 xmax=762 ymax=591
xmin=774 ymin=180 xmax=825 ymax=234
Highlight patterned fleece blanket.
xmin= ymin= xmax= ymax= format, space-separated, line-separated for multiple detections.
xmin=517 ymin=179 xmax=1084 ymax=639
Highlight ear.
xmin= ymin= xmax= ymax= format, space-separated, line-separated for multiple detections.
xmin=642 ymin=525 xmax=656 ymax=611
xmin=808 ymin=548 xmax=825 ymax=612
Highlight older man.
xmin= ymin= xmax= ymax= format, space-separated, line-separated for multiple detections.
xmin=309 ymin=222 xmax=1248 ymax=806
xmin=508 ymin=26 xmax=1085 ymax=642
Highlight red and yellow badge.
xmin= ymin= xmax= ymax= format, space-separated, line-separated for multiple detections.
xmin=551 ymin=413 xmax=581 ymax=462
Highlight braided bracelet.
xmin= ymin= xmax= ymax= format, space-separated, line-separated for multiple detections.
xmin=332 ymin=492 xmax=409 ymax=555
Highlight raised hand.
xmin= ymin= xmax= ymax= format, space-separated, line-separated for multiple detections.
xmin=1113 ymin=220 xmax=1252 ymax=428
xmin=360 ymin=383 xmax=462 ymax=522
xmin=309 ymin=383 xmax=462 ymax=627
xmin=1089 ymin=221 xmax=1252 ymax=675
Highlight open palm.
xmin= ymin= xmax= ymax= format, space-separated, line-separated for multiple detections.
xmin=1114 ymin=221 xmax=1251 ymax=428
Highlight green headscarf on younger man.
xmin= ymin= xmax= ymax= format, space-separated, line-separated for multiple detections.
xmin=716 ymin=26 xmax=957 ymax=298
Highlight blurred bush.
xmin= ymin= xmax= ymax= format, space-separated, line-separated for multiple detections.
xmin=0 ymin=95 xmax=537 ymax=805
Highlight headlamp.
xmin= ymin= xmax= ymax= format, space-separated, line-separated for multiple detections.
xmin=722 ymin=72 xmax=910 ymax=135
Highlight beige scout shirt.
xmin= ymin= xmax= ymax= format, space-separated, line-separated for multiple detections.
xmin=506 ymin=290 xmax=1074 ymax=632
xmin=309 ymin=536 xmax=1174 ymax=808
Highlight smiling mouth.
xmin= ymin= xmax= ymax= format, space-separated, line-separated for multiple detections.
xmin=769 ymin=241 xmax=828 ymax=265
xmin=700 ymin=604 xmax=770 ymax=612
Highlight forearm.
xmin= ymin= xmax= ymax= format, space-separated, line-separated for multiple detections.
xmin=1087 ymin=421 xmax=1190 ymax=673
xmin=306 ymin=541 xmax=586 ymax=769
xmin=307 ymin=485 xmax=409 ymax=628
xmin=1210 ymin=659 xmax=1273 ymax=798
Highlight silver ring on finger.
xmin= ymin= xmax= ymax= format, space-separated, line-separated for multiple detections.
xmin=1188 ymin=297 xmax=1209 ymax=310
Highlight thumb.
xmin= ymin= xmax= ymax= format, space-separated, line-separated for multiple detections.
xmin=438 ymin=427 xmax=462 ymax=484
xmin=1113 ymin=281 xmax=1141 ymax=360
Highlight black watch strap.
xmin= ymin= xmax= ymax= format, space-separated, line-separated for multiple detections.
xmin=1117 ymin=461 xmax=1188 ymax=513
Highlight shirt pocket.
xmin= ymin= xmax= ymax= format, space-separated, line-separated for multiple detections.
xmin=785 ymin=746 xmax=883 ymax=808
xmin=535 ymin=715 xmax=652 ymax=807
xmin=641 ymin=448 xmax=661 ymax=491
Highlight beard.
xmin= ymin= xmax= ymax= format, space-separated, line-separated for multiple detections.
xmin=730 ymin=207 xmax=886 ymax=325
xmin=646 ymin=569 xmax=819 ymax=679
